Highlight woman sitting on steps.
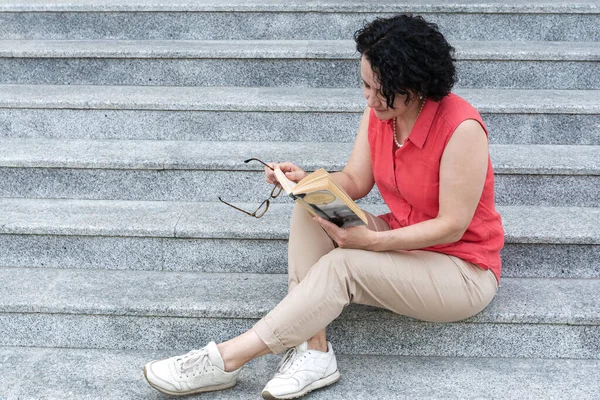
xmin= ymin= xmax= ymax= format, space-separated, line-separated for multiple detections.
xmin=143 ymin=14 xmax=504 ymax=400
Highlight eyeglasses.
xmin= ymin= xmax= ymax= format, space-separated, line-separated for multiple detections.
xmin=218 ymin=158 xmax=283 ymax=218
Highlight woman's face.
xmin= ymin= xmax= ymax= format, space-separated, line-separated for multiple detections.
xmin=360 ymin=57 xmax=411 ymax=120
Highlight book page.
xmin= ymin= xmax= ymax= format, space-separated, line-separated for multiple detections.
xmin=273 ymin=168 xmax=297 ymax=194
xmin=296 ymin=190 xmax=366 ymax=228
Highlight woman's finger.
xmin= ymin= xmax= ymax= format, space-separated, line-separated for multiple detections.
xmin=314 ymin=216 xmax=339 ymax=238
xmin=285 ymin=170 xmax=305 ymax=182
xmin=265 ymin=162 xmax=278 ymax=183
xmin=277 ymin=161 xmax=296 ymax=172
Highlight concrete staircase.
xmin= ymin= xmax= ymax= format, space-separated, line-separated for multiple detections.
xmin=0 ymin=1 xmax=598 ymax=398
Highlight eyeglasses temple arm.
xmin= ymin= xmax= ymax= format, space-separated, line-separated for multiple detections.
xmin=244 ymin=158 xmax=275 ymax=171
xmin=218 ymin=197 xmax=255 ymax=217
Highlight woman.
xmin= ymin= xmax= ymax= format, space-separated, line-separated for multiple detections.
xmin=143 ymin=14 xmax=504 ymax=399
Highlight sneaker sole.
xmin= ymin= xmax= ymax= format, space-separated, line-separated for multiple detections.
xmin=143 ymin=365 xmax=237 ymax=396
xmin=261 ymin=370 xmax=341 ymax=400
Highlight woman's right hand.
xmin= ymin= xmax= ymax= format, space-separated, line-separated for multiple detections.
xmin=265 ymin=162 xmax=308 ymax=185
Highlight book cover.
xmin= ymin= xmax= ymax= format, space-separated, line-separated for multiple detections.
xmin=293 ymin=190 xmax=366 ymax=228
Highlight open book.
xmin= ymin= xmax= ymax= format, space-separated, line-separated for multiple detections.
xmin=274 ymin=168 xmax=367 ymax=228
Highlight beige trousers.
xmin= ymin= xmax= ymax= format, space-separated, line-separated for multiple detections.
xmin=252 ymin=204 xmax=498 ymax=354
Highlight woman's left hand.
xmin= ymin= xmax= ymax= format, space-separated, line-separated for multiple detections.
xmin=313 ymin=216 xmax=376 ymax=250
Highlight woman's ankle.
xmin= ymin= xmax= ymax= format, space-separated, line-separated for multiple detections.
xmin=217 ymin=343 xmax=245 ymax=372
xmin=306 ymin=338 xmax=328 ymax=352
xmin=217 ymin=330 xmax=272 ymax=372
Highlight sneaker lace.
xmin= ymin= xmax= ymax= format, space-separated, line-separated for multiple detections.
xmin=176 ymin=349 xmax=212 ymax=376
xmin=276 ymin=347 xmax=300 ymax=374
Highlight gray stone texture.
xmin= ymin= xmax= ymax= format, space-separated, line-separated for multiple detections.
xmin=1 ymin=39 xmax=598 ymax=89
xmin=0 ymin=58 xmax=597 ymax=90
xmin=0 ymin=234 xmax=597 ymax=278
xmin=501 ymin=243 xmax=600 ymax=278
xmin=0 ymin=58 xmax=364 ymax=88
xmin=0 ymin=197 xmax=188 ymax=237
xmin=0 ymin=198 xmax=598 ymax=243
xmin=0 ymin=267 xmax=598 ymax=357
xmin=2 ymin=39 xmax=599 ymax=61
xmin=3 ymin=139 xmax=597 ymax=172
xmin=0 ymin=139 xmax=597 ymax=206
xmin=2 ymin=347 xmax=599 ymax=400
xmin=1 ymin=10 xmax=599 ymax=41
xmin=1 ymin=167 xmax=598 ymax=206
xmin=0 ymin=236 xmax=579 ymax=280
xmin=1 ymin=108 xmax=598 ymax=145
xmin=3 ymin=311 xmax=598 ymax=358
xmin=2 ymin=85 xmax=600 ymax=114
xmin=2 ymin=0 xmax=600 ymax=13
xmin=499 ymin=205 xmax=600 ymax=244
xmin=455 ymin=61 xmax=600 ymax=90
xmin=2 ymin=267 xmax=598 ymax=324
xmin=484 ymin=114 xmax=600 ymax=145
xmin=1 ymin=139 xmax=597 ymax=174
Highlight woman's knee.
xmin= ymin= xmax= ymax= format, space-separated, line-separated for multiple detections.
xmin=308 ymin=249 xmax=360 ymax=286
xmin=290 ymin=203 xmax=313 ymax=228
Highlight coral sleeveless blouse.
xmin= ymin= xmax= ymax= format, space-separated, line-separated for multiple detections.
xmin=368 ymin=93 xmax=504 ymax=282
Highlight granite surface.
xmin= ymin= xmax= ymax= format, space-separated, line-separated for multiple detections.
xmin=1 ymin=108 xmax=598 ymax=145
xmin=501 ymin=243 xmax=600 ymax=278
xmin=493 ymin=175 xmax=600 ymax=207
xmin=0 ymin=261 xmax=598 ymax=357
xmin=3 ymin=58 xmax=598 ymax=89
xmin=455 ymin=61 xmax=600 ymax=90
xmin=0 ymin=198 xmax=598 ymax=243
xmin=0 ymin=234 xmax=288 ymax=274
xmin=0 ymin=234 xmax=597 ymax=278
xmin=1 ymin=11 xmax=599 ymax=42
xmin=0 ymin=58 xmax=364 ymax=88
xmin=0 ymin=267 xmax=598 ymax=325
xmin=0 ymin=167 xmax=598 ymax=206
xmin=0 ymin=139 xmax=597 ymax=174
xmin=484 ymin=114 xmax=600 ymax=145
xmin=0 ymin=139 xmax=597 ymax=206
xmin=2 ymin=39 xmax=599 ymax=61
xmin=0 ymin=44 xmax=597 ymax=89
xmin=2 ymin=167 xmax=598 ymax=206
xmin=0 ymin=197 xmax=187 ymax=237
xmin=2 ymin=347 xmax=599 ymax=400
xmin=1 ymin=233 xmax=598 ymax=279
xmin=0 ymin=108 xmax=365 ymax=142
xmin=2 ymin=0 xmax=599 ymax=13
xmin=1 ymin=84 xmax=599 ymax=114
xmin=0 ymin=309 xmax=597 ymax=358
xmin=0 ymin=39 xmax=338 ymax=59
xmin=500 ymin=205 xmax=600 ymax=244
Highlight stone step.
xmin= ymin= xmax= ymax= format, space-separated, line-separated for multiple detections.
xmin=0 ymin=138 xmax=597 ymax=207
xmin=0 ymin=266 xmax=598 ymax=358
xmin=0 ymin=198 xmax=598 ymax=278
xmin=0 ymin=1 xmax=598 ymax=41
xmin=2 ymin=347 xmax=599 ymax=400
xmin=1 ymin=85 xmax=598 ymax=145
xmin=0 ymin=39 xmax=598 ymax=89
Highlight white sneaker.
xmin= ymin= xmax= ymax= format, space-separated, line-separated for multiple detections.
xmin=143 ymin=341 xmax=242 ymax=396
xmin=262 ymin=341 xmax=341 ymax=400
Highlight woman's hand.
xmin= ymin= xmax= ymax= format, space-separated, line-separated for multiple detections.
xmin=313 ymin=216 xmax=377 ymax=250
xmin=265 ymin=162 xmax=308 ymax=184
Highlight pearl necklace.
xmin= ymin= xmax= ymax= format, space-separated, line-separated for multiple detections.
xmin=393 ymin=98 xmax=426 ymax=148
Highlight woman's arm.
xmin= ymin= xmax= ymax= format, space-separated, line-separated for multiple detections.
xmin=314 ymin=119 xmax=489 ymax=251
xmin=330 ymin=107 xmax=375 ymax=200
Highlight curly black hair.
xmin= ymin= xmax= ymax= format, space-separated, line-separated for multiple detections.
xmin=354 ymin=14 xmax=456 ymax=107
